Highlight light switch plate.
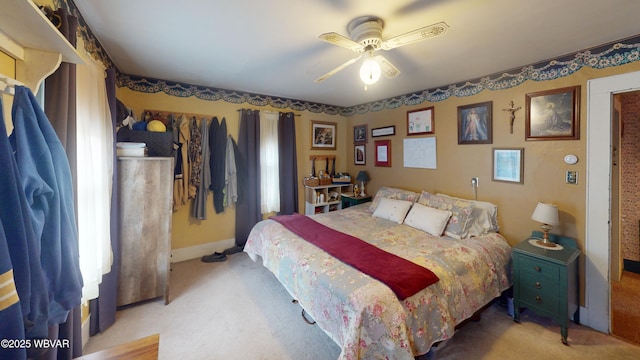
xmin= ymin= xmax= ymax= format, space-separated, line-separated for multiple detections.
xmin=566 ymin=171 xmax=578 ymax=185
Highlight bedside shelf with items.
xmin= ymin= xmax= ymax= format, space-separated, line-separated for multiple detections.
xmin=512 ymin=231 xmax=580 ymax=345
xmin=304 ymin=183 xmax=353 ymax=215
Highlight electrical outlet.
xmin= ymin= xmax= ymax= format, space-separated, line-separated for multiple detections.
xmin=471 ymin=177 xmax=479 ymax=187
xmin=566 ymin=171 xmax=578 ymax=185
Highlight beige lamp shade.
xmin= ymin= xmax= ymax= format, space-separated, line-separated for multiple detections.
xmin=531 ymin=202 xmax=559 ymax=226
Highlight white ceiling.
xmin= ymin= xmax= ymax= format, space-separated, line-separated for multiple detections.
xmin=73 ymin=0 xmax=640 ymax=108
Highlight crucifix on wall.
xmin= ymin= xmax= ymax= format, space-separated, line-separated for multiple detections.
xmin=502 ymin=100 xmax=521 ymax=134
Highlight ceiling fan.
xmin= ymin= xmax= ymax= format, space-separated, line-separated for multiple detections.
xmin=315 ymin=16 xmax=449 ymax=86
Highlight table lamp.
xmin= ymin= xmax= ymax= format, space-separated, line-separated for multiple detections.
xmin=531 ymin=202 xmax=560 ymax=248
xmin=356 ymin=171 xmax=370 ymax=197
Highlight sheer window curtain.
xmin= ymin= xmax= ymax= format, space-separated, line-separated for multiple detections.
xmin=75 ymin=53 xmax=114 ymax=303
xmin=260 ymin=111 xmax=280 ymax=213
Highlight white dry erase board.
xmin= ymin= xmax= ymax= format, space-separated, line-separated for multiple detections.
xmin=403 ymin=137 xmax=436 ymax=169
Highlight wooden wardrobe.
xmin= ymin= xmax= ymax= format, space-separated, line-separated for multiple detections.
xmin=117 ymin=157 xmax=173 ymax=306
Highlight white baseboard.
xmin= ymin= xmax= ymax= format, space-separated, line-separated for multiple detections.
xmin=170 ymin=238 xmax=236 ymax=263
xmin=82 ymin=314 xmax=91 ymax=349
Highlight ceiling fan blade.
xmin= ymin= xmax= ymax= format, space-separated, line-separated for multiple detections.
xmin=375 ymin=55 xmax=401 ymax=79
xmin=314 ymin=55 xmax=362 ymax=83
xmin=319 ymin=32 xmax=363 ymax=52
xmin=381 ymin=21 xmax=449 ymax=50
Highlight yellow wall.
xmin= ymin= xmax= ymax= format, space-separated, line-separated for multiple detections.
xmin=0 ymin=51 xmax=14 ymax=75
xmin=344 ymin=62 xmax=640 ymax=304
xmin=116 ymin=88 xmax=347 ymax=249
xmin=117 ymin=61 xmax=640 ymax=305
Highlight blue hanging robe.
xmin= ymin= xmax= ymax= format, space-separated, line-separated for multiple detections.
xmin=9 ymin=86 xmax=83 ymax=326
xmin=0 ymin=98 xmax=28 ymax=360
xmin=0 ymin=96 xmax=49 ymax=342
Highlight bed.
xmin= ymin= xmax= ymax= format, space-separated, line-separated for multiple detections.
xmin=244 ymin=187 xmax=512 ymax=360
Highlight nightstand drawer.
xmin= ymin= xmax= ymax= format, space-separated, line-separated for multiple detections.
xmin=519 ymin=289 xmax=559 ymax=315
xmin=519 ymin=257 xmax=560 ymax=280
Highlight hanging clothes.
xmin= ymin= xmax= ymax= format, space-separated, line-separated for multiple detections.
xmin=9 ymin=86 xmax=83 ymax=326
xmin=209 ymin=117 xmax=227 ymax=213
xmin=192 ymin=117 xmax=211 ymax=219
xmin=0 ymin=223 xmax=26 ymax=360
xmin=188 ymin=116 xmax=202 ymax=199
xmin=225 ymin=135 xmax=238 ymax=207
xmin=2 ymin=99 xmax=50 ymax=341
xmin=173 ymin=114 xmax=191 ymax=211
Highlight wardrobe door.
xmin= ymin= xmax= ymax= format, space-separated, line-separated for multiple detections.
xmin=117 ymin=157 xmax=173 ymax=306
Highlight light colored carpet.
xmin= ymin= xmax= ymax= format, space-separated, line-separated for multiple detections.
xmin=83 ymin=252 xmax=640 ymax=359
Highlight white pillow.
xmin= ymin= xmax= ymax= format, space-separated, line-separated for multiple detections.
xmin=403 ymin=203 xmax=453 ymax=236
xmin=372 ymin=197 xmax=413 ymax=224
xmin=436 ymin=193 xmax=499 ymax=236
xmin=369 ymin=187 xmax=419 ymax=212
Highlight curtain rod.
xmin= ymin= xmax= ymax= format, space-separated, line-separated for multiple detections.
xmin=237 ymin=109 xmax=300 ymax=116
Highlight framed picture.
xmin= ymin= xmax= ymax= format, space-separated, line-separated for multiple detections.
xmin=407 ymin=107 xmax=435 ymax=135
xmin=492 ymin=148 xmax=524 ymax=184
xmin=525 ymin=85 xmax=580 ymax=140
xmin=311 ymin=121 xmax=336 ymax=150
xmin=371 ymin=125 xmax=395 ymax=137
xmin=354 ymin=144 xmax=366 ymax=165
xmin=354 ymin=124 xmax=367 ymax=144
xmin=374 ymin=140 xmax=391 ymax=167
xmin=458 ymin=101 xmax=492 ymax=144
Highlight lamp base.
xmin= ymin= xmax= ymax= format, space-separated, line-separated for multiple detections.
xmin=359 ymin=181 xmax=367 ymax=197
xmin=535 ymin=240 xmax=558 ymax=248
xmin=536 ymin=224 xmax=558 ymax=248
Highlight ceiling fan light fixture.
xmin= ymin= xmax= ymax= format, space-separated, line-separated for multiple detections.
xmin=360 ymin=57 xmax=381 ymax=85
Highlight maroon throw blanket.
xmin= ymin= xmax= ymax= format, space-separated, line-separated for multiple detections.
xmin=270 ymin=213 xmax=439 ymax=300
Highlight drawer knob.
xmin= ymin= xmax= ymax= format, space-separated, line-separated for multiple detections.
xmin=534 ymin=266 xmax=541 ymax=272
xmin=535 ymin=295 xmax=543 ymax=304
xmin=535 ymin=281 xmax=541 ymax=289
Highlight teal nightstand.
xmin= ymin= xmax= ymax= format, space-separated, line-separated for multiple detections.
xmin=341 ymin=194 xmax=371 ymax=209
xmin=512 ymin=231 xmax=580 ymax=345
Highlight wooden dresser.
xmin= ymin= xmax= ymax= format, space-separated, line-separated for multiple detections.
xmin=117 ymin=157 xmax=173 ymax=306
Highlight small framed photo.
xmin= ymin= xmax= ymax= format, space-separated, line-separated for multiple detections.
xmin=354 ymin=124 xmax=367 ymax=144
xmin=354 ymin=144 xmax=366 ymax=165
xmin=374 ymin=140 xmax=391 ymax=167
xmin=407 ymin=107 xmax=435 ymax=136
xmin=311 ymin=121 xmax=336 ymax=150
xmin=458 ymin=101 xmax=493 ymax=144
xmin=525 ymin=86 xmax=580 ymax=140
xmin=371 ymin=125 xmax=395 ymax=137
xmin=492 ymin=148 xmax=524 ymax=184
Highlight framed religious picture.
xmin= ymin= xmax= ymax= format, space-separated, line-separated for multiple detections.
xmin=457 ymin=101 xmax=493 ymax=144
xmin=525 ymin=86 xmax=580 ymax=140
xmin=492 ymin=147 xmax=524 ymax=184
xmin=374 ymin=140 xmax=391 ymax=167
xmin=407 ymin=107 xmax=435 ymax=135
xmin=354 ymin=144 xmax=365 ymax=165
xmin=354 ymin=124 xmax=367 ymax=144
xmin=311 ymin=121 xmax=336 ymax=149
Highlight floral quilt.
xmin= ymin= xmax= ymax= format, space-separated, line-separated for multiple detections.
xmin=244 ymin=204 xmax=512 ymax=360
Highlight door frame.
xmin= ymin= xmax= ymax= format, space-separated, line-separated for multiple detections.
xmin=585 ymin=70 xmax=640 ymax=332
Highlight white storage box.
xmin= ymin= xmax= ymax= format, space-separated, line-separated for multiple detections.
xmin=116 ymin=142 xmax=146 ymax=157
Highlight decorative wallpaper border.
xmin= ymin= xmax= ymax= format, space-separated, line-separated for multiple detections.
xmin=61 ymin=0 xmax=640 ymax=116
xmin=344 ymin=38 xmax=640 ymax=116
xmin=116 ymin=74 xmax=344 ymax=115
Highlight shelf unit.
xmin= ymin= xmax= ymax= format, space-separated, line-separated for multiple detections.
xmin=0 ymin=0 xmax=83 ymax=91
xmin=304 ymin=183 xmax=352 ymax=215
